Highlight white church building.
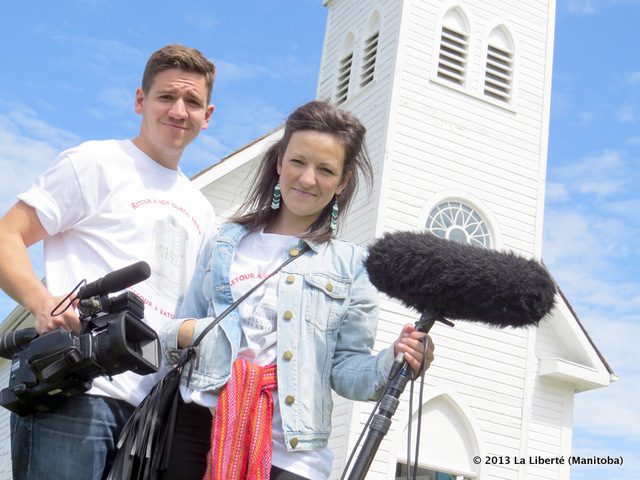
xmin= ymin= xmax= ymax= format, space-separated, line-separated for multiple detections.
xmin=0 ymin=1 xmax=615 ymax=479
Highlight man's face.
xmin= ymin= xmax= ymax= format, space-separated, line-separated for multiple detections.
xmin=133 ymin=68 xmax=214 ymax=169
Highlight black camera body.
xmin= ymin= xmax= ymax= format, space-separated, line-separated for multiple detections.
xmin=0 ymin=263 xmax=160 ymax=416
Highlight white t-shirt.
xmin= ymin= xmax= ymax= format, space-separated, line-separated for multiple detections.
xmin=19 ymin=138 xmax=216 ymax=406
xmin=230 ymin=229 xmax=292 ymax=366
xmin=183 ymin=230 xmax=332 ymax=480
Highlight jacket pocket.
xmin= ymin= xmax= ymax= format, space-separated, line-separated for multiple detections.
xmin=303 ymin=273 xmax=350 ymax=331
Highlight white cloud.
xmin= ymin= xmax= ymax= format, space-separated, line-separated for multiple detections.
xmin=558 ymin=149 xmax=624 ymax=176
xmin=553 ymin=266 xmax=638 ymax=313
xmin=543 ymin=215 xmax=640 ymax=469
xmin=52 ymin=36 xmax=145 ymax=70
xmin=183 ymin=133 xmax=230 ymax=177
xmin=565 ymin=0 xmax=640 ymax=17
xmin=579 ymin=317 xmax=640 ymax=373
xmin=96 ymin=87 xmax=134 ymax=112
xmin=214 ymin=56 xmax=315 ymax=85
xmin=550 ymin=89 xmax=572 ymax=119
xmin=543 ymin=143 xmax=640 ymax=455
xmin=0 ymin=102 xmax=80 ymax=149
xmin=566 ymin=0 xmax=597 ymax=15
xmin=571 ymin=435 xmax=640 ymax=480
xmin=210 ymin=96 xmax=285 ymax=152
xmin=0 ymin=102 xmax=80 ymax=212
xmin=543 ymin=204 xmax=640 ymax=464
xmin=552 ymin=149 xmax=633 ymax=199
xmin=546 ymin=181 xmax=569 ymax=202
xmin=182 ymin=12 xmax=221 ymax=30
xmin=616 ymin=105 xmax=636 ymax=123
xmin=574 ymin=378 xmax=640 ymax=437
xmin=610 ymin=0 xmax=640 ymax=7
xmin=625 ymin=71 xmax=640 ymax=84
xmin=577 ymin=179 xmax=626 ymax=197
xmin=543 ymin=209 xmax=601 ymax=264
xmin=543 ymin=206 xmax=638 ymax=315
xmin=215 ymin=60 xmax=276 ymax=82
xmin=602 ymin=199 xmax=640 ymax=227
xmin=177 ymin=96 xmax=286 ymax=177
xmin=273 ymin=54 xmax=316 ymax=81
xmin=87 ymin=87 xmax=137 ymax=125
xmin=577 ymin=111 xmax=595 ymax=126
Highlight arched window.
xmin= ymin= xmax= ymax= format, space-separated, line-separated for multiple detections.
xmin=484 ymin=26 xmax=514 ymax=103
xmin=437 ymin=8 xmax=470 ymax=86
xmin=395 ymin=393 xmax=481 ymax=479
xmin=336 ymin=34 xmax=354 ymax=104
xmin=360 ymin=12 xmax=380 ymax=88
xmin=426 ymin=200 xmax=491 ymax=248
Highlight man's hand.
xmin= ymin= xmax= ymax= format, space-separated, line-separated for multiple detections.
xmin=32 ymin=294 xmax=82 ymax=334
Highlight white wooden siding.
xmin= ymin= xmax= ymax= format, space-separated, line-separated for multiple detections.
xmin=317 ymin=1 xmax=564 ymax=479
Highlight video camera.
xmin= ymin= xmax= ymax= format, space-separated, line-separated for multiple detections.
xmin=0 ymin=262 xmax=160 ymax=416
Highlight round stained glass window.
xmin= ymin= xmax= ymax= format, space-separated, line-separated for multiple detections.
xmin=426 ymin=201 xmax=491 ymax=248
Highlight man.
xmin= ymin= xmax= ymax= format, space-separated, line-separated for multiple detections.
xmin=0 ymin=44 xmax=217 ymax=479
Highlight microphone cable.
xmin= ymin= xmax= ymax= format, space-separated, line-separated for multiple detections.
xmin=405 ymin=336 xmax=430 ymax=480
xmin=339 ymin=335 xmax=432 ymax=480
xmin=50 ymin=278 xmax=86 ymax=317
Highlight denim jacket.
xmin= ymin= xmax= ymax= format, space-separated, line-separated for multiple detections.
xmin=160 ymin=222 xmax=395 ymax=451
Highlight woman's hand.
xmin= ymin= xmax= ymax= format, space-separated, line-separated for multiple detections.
xmin=393 ymin=324 xmax=435 ymax=375
xmin=177 ymin=319 xmax=196 ymax=348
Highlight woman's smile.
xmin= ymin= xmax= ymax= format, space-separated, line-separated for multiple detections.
xmin=273 ymin=130 xmax=348 ymax=234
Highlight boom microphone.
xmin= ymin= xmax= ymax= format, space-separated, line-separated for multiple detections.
xmin=365 ymin=231 xmax=556 ymax=328
xmin=77 ymin=261 xmax=151 ymax=299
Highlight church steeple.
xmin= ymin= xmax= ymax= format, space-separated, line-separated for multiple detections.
xmin=316 ymin=0 xmax=554 ymax=261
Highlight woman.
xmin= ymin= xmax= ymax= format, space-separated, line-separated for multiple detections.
xmin=159 ymin=100 xmax=434 ymax=480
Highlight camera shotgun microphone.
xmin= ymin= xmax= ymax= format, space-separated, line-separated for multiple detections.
xmin=364 ymin=231 xmax=557 ymax=329
xmin=77 ymin=261 xmax=151 ymax=299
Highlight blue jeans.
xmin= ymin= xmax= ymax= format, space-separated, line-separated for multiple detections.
xmin=11 ymin=395 xmax=134 ymax=480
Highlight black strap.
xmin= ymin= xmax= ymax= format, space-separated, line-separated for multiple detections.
xmin=190 ymin=244 xmax=310 ymax=349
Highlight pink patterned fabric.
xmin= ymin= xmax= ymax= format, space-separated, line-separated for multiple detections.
xmin=203 ymin=359 xmax=277 ymax=480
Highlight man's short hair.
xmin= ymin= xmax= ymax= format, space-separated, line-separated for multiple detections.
xmin=142 ymin=44 xmax=216 ymax=104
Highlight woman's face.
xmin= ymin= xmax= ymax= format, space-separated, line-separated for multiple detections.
xmin=276 ymin=130 xmax=351 ymax=234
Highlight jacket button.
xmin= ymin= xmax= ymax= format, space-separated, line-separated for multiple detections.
xmin=285 ymin=395 xmax=295 ymax=405
xmin=283 ymin=310 xmax=293 ymax=321
xmin=283 ymin=351 xmax=293 ymax=361
xmin=325 ymin=282 xmax=333 ymax=292
xmin=286 ymin=275 xmax=295 ymax=284
xmin=289 ymin=437 xmax=299 ymax=449
xmin=289 ymin=247 xmax=300 ymax=257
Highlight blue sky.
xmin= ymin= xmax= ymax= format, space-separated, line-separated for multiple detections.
xmin=0 ymin=0 xmax=638 ymax=478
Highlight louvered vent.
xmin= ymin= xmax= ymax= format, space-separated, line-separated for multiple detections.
xmin=360 ymin=31 xmax=379 ymax=87
xmin=437 ymin=26 xmax=468 ymax=85
xmin=336 ymin=52 xmax=353 ymax=104
xmin=484 ymin=44 xmax=513 ymax=102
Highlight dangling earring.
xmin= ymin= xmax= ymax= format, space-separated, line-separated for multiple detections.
xmin=330 ymin=196 xmax=339 ymax=231
xmin=271 ymin=180 xmax=281 ymax=210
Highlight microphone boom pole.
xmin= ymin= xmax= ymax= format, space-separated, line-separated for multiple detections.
xmin=347 ymin=230 xmax=557 ymax=479
xmin=346 ymin=312 xmax=449 ymax=480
